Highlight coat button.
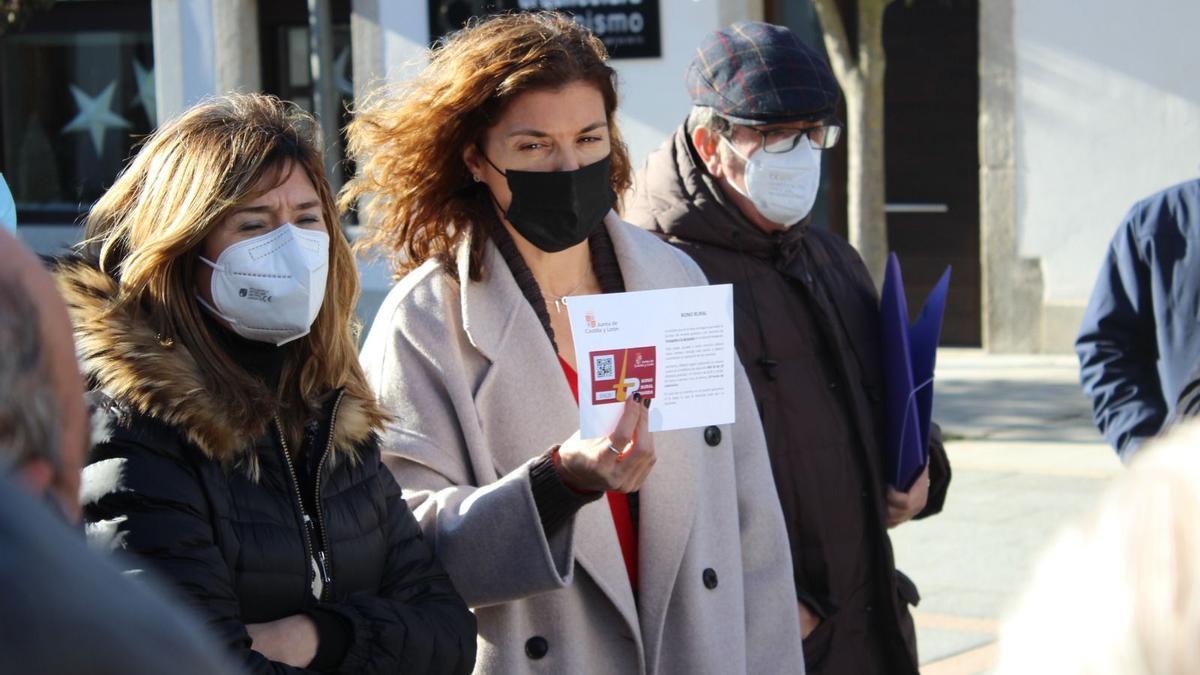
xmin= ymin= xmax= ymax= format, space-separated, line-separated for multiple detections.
xmin=525 ymin=636 xmax=549 ymax=660
xmin=703 ymin=568 xmax=719 ymax=589
xmin=704 ymin=426 xmax=722 ymax=446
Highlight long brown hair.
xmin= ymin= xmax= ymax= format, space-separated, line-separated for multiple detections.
xmin=84 ymin=93 xmax=384 ymax=458
xmin=341 ymin=11 xmax=633 ymax=281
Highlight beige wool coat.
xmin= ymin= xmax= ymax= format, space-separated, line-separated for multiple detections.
xmin=360 ymin=214 xmax=804 ymax=674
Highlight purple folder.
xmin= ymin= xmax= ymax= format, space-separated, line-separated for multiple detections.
xmin=880 ymin=253 xmax=951 ymax=490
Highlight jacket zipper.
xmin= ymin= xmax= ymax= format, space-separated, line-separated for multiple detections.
xmin=274 ymin=389 xmax=344 ymax=602
xmin=312 ymin=390 xmax=345 ymax=595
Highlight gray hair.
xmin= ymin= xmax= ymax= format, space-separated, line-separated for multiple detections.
xmin=0 ymin=276 xmax=60 ymax=473
xmin=686 ymin=106 xmax=732 ymax=137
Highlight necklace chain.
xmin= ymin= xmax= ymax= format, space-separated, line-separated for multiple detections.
xmin=547 ymin=270 xmax=590 ymax=314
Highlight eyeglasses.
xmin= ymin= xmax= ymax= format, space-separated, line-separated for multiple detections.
xmin=732 ymin=122 xmax=843 ymax=153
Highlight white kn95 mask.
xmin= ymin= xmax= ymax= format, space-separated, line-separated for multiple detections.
xmin=196 ymin=223 xmax=329 ymax=346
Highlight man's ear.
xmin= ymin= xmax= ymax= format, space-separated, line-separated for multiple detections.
xmin=692 ymin=126 xmax=723 ymax=177
xmin=15 ymin=457 xmax=54 ymax=496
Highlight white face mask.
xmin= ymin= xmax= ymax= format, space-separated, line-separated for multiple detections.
xmin=722 ymin=136 xmax=822 ymax=227
xmin=197 ymin=223 xmax=330 ymax=346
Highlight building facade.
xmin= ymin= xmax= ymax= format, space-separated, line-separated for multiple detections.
xmin=4 ymin=0 xmax=1199 ymax=351
xmin=982 ymin=0 xmax=1200 ymax=352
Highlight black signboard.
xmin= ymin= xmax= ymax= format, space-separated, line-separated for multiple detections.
xmin=428 ymin=0 xmax=661 ymax=59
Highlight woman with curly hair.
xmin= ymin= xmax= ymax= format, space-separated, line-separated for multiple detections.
xmin=348 ymin=12 xmax=803 ymax=674
xmin=62 ymin=93 xmax=476 ymax=674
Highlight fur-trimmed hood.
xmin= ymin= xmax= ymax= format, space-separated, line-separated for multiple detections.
xmin=55 ymin=257 xmax=377 ymax=464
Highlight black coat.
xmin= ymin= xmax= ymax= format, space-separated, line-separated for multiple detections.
xmin=626 ymin=127 xmax=951 ymax=674
xmin=59 ymin=259 xmax=476 ymax=674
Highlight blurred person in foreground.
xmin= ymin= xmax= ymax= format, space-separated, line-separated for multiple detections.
xmin=0 ymin=229 xmax=87 ymax=522
xmin=347 ymin=12 xmax=802 ymax=674
xmin=1077 ymin=178 xmax=1200 ymax=461
xmin=625 ymin=21 xmax=950 ymax=674
xmin=0 ymin=229 xmax=238 ymax=674
xmin=996 ymin=419 xmax=1200 ymax=675
xmin=58 ymin=93 xmax=476 ymax=673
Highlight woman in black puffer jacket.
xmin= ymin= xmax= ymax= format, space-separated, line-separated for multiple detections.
xmin=59 ymin=94 xmax=476 ymax=674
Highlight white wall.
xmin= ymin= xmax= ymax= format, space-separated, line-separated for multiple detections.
xmin=1013 ymin=0 xmax=1200 ymax=305
xmin=611 ymin=0 xmax=722 ymax=169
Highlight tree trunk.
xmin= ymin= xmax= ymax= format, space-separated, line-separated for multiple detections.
xmin=811 ymin=0 xmax=893 ymax=286
xmin=851 ymin=0 xmax=889 ymax=284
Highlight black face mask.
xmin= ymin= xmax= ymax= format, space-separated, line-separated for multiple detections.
xmin=483 ymin=154 xmax=615 ymax=253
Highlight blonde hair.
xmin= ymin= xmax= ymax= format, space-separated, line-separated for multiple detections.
xmin=996 ymin=422 xmax=1200 ymax=674
xmin=84 ymin=93 xmax=383 ymax=453
xmin=341 ymin=11 xmax=633 ymax=281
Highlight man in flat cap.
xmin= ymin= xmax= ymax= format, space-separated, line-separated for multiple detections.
xmin=626 ymin=22 xmax=950 ymax=674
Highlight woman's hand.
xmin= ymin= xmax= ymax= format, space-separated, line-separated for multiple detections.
xmin=558 ymin=394 xmax=655 ymax=493
xmin=246 ymin=614 xmax=319 ymax=668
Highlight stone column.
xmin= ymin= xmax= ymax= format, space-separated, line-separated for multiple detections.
xmin=151 ymin=0 xmax=260 ymax=125
xmin=214 ymin=0 xmax=262 ymax=94
xmin=979 ymin=0 xmax=1044 ymax=352
xmin=350 ymin=0 xmax=429 ymax=103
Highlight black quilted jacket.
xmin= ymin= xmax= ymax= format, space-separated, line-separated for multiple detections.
xmin=60 ymin=258 xmax=476 ymax=674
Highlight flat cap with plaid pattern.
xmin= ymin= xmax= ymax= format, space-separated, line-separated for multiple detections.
xmin=686 ymin=21 xmax=840 ymax=125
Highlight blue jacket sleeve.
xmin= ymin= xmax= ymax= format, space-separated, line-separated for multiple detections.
xmin=1075 ymin=210 xmax=1165 ymax=458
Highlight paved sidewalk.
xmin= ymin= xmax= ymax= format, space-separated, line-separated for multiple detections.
xmin=889 ymin=349 xmax=1123 ymax=674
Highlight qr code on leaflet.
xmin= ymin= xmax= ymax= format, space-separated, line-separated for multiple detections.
xmin=593 ymin=354 xmax=616 ymax=381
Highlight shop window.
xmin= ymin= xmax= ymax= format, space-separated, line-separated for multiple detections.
xmin=0 ymin=1 xmax=153 ymax=225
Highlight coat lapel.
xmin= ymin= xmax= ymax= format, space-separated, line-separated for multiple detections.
xmin=633 ymin=429 xmax=698 ymax=663
xmin=606 ymin=218 xmax=700 ymax=658
xmin=459 ymin=232 xmax=642 ymax=639
xmin=458 ymin=239 xmax=577 ymax=476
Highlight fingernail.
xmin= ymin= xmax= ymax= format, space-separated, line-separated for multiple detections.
xmin=633 ymin=392 xmax=642 ymax=403
xmin=643 ymin=396 xmax=651 ymax=409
